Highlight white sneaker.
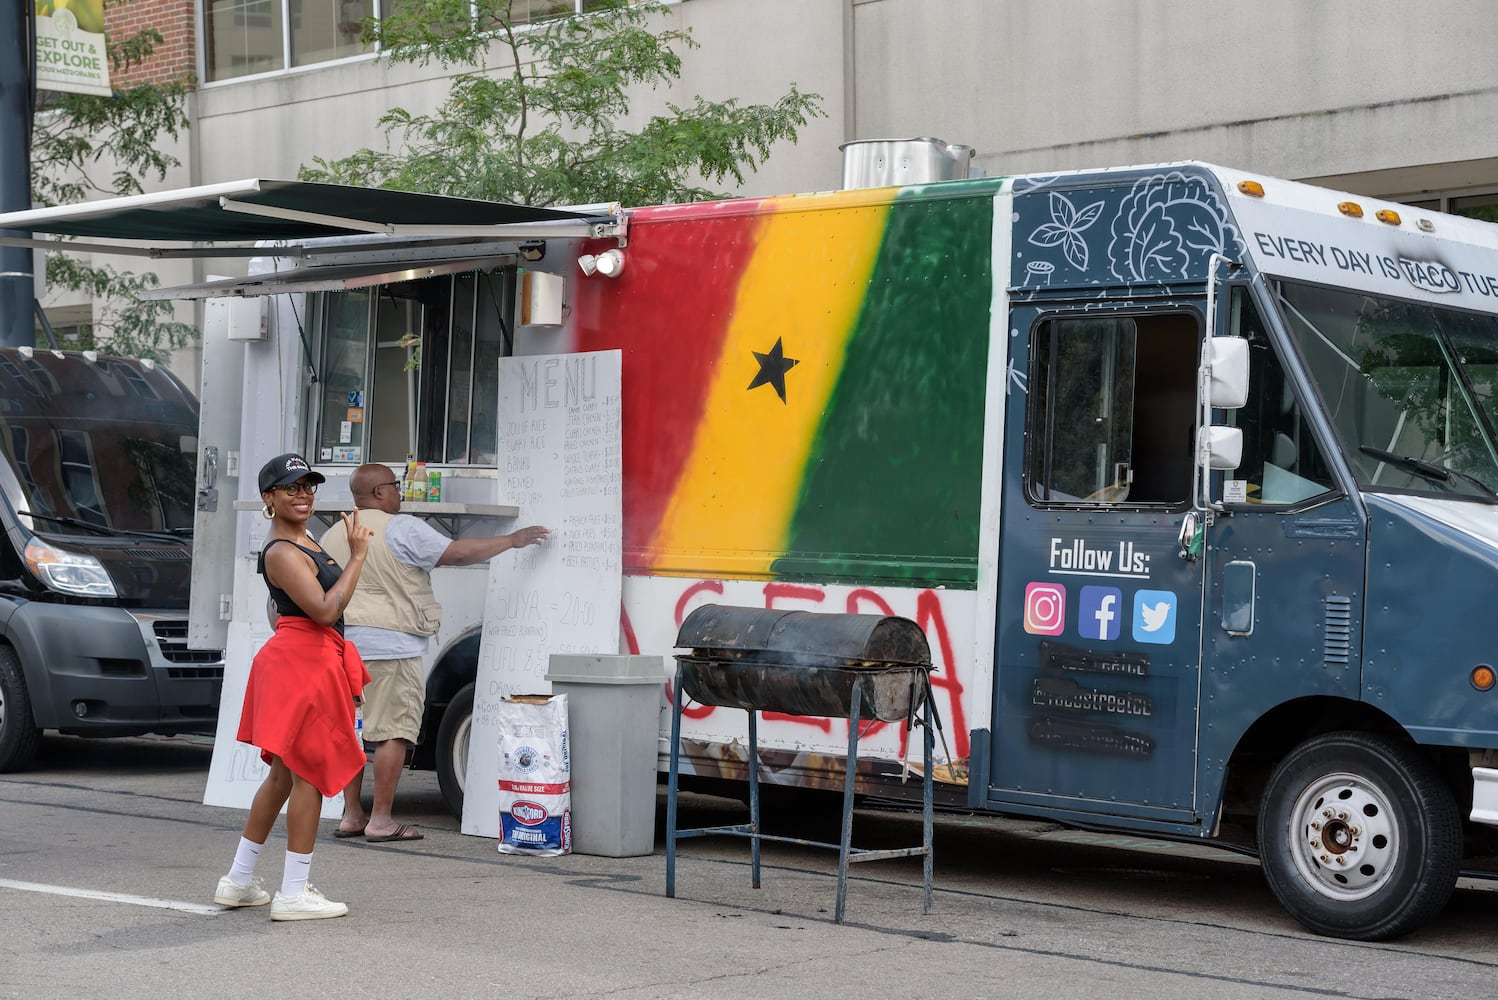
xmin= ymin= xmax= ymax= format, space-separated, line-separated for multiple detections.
xmin=270 ymin=884 xmax=348 ymax=921
xmin=213 ymin=875 xmax=271 ymax=908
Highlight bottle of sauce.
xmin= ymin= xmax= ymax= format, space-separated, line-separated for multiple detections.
xmin=404 ymin=455 xmax=418 ymax=500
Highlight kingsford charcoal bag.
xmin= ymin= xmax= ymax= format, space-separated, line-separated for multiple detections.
xmin=496 ymin=694 xmax=571 ymax=856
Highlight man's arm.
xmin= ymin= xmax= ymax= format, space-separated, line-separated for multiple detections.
xmin=437 ymin=525 xmax=550 ymax=567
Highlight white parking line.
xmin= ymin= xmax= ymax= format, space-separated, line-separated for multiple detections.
xmin=0 ymin=878 xmax=225 ymax=915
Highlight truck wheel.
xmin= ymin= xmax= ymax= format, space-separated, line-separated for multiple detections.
xmin=435 ymin=683 xmax=474 ymax=820
xmin=0 ymin=645 xmax=42 ymax=772
xmin=1257 ymin=731 xmax=1461 ymax=940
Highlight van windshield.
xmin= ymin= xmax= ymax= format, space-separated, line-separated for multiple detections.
xmin=0 ymin=352 xmax=200 ymax=540
xmin=2 ymin=421 xmax=196 ymax=538
xmin=1274 ymin=281 xmax=1498 ymax=501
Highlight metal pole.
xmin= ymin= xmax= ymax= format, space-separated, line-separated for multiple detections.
xmin=0 ymin=0 xmax=33 ymax=348
xmin=922 ymin=696 xmax=934 ymax=914
xmin=835 ymin=681 xmax=862 ymax=925
xmin=747 ymin=709 xmax=760 ymax=890
xmin=665 ymin=661 xmax=684 ymax=898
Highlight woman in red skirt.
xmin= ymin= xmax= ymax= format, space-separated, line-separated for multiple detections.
xmin=213 ymin=453 xmax=374 ymax=921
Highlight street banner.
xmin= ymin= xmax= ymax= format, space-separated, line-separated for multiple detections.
xmin=35 ymin=0 xmax=111 ymax=96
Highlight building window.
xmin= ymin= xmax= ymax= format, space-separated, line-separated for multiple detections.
xmin=309 ymin=269 xmax=515 ymax=467
xmin=202 ymin=0 xmax=599 ymax=83
xmin=1393 ymin=187 xmax=1498 ymax=225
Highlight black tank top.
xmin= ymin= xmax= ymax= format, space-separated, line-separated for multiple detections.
xmin=258 ymin=538 xmax=346 ymax=635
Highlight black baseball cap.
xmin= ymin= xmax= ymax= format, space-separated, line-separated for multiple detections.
xmin=257 ymin=453 xmax=326 ymax=493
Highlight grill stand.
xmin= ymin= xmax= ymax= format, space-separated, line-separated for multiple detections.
xmin=664 ymin=660 xmax=934 ymax=924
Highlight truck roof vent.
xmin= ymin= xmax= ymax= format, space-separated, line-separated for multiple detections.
xmin=839 ymin=137 xmax=976 ymax=190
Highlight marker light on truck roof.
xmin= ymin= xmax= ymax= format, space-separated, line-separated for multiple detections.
xmin=1375 ymin=209 xmax=1402 ymax=226
xmin=1473 ymin=665 xmax=1496 ymax=692
xmin=1338 ymin=201 xmax=1364 ymax=218
xmin=1237 ymin=180 xmax=1265 ymax=197
xmin=23 ymin=537 xmax=117 ymax=598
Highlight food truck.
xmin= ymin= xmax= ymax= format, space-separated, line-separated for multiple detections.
xmin=9 ymin=147 xmax=1498 ymax=939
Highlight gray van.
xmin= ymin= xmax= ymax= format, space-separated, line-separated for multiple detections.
xmin=0 ymin=347 xmax=222 ymax=769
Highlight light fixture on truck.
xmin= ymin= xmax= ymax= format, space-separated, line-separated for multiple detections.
xmin=578 ymin=249 xmax=626 ymax=278
xmin=23 ymin=538 xmax=117 ymax=598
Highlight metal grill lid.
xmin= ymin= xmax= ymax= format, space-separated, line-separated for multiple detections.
xmin=674 ymin=604 xmax=932 ymax=669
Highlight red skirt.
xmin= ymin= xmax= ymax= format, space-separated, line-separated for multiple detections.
xmin=238 ymin=617 xmax=371 ymax=798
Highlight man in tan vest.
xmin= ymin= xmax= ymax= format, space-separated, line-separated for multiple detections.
xmin=321 ymin=463 xmax=549 ymax=842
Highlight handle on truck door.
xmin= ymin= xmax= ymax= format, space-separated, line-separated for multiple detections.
xmin=1177 ymin=510 xmax=1202 ymax=561
xmin=198 ymin=446 xmax=219 ymax=512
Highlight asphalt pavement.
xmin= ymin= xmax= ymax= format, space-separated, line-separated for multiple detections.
xmin=3 ymin=734 xmax=1498 ymax=1000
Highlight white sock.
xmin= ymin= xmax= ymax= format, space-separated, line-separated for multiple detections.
xmin=227 ymin=836 xmax=262 ymax=886
xmin=280 ymin=850 xmax=313 ymax=899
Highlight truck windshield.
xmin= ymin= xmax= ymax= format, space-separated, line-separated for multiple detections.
xmin=1274 ymin=280 xmax=1498 ymax=501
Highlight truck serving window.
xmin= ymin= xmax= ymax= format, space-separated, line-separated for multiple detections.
xmin=1275 ymin=281 xmax=1498 ymax=501
xmin=310 ymin=270 xmax=514 ymax=467
xmin=1026 ymin=313 xmax=1197 ymax=506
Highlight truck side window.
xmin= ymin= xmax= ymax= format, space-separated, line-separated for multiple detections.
xmin=1027 ymin=312 xmax=1197 ymax=506
xmin=1225 ymin=287 xmax=1335 ymax=505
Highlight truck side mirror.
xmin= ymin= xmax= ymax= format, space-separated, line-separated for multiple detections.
xmin=1199 ymin=425 xmax=1243 ymax=470
xmin=1206 ymin=337 xmax=1249 ymax=409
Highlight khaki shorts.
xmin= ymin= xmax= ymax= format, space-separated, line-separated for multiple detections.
xmin=360 ymin=656 xmax=425 ymax=744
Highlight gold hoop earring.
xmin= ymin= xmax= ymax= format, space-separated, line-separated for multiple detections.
xmin=262 ymin=502 xmax=274 ymax=520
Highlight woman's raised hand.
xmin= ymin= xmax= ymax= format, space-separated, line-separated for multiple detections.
xmin=342 ymin=508 xmax=374 ymax=560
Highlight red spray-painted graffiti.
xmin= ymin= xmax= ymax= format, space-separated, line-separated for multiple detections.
xmin=621 ymin=578 xmax=971 ymax=759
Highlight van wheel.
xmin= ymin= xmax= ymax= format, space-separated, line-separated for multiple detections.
xmin=435 ymin=683 xmax=474 ymax=820
xmin=1257 ymin=731 xmax=1461 ymax=940
xmin=0 ymin=646 xmax=42 ymax=772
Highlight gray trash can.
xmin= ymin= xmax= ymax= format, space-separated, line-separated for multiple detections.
xmin=544 ymin=654 xmax=663 ymax=857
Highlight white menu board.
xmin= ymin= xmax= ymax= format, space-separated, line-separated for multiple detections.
xmin=461 ymin=350 xmax=623 ymax=838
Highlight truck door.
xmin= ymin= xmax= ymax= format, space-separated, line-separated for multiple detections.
xmin=989 ymin=305 xmax=1207 ymax=825
xmin=188 ymin=295 xmax=247 ymax=652
xmin=1198 ymin=285 xmax=1365 ymax=804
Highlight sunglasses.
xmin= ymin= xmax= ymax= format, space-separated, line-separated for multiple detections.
xmin=274 ymin=481 xmax=320 ymax=497
xmin=375 ymin=480 xmax=401 ymax=491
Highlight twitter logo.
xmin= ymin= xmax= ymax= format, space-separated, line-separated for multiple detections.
xmin=1132 ymin=590 xmax=1177 ymax=644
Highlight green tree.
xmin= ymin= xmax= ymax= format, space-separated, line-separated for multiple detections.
xmin=300 ymin=0 xmax=823 ymax=207
xmin=30 ymin=1 xmax=195 ymax=360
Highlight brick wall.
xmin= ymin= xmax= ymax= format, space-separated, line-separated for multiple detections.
xmin=105 ymin=0 xmax=196 ymax=88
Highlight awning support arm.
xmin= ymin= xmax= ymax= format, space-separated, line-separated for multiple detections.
xmin=0 ymin=235 xmax=305 ymax=258
xmin=219 ymin=197 xmax=396 ymax=235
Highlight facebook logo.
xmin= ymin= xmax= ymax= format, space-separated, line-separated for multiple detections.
xmin=1078 ymin=586 xmax=1122 ymax=641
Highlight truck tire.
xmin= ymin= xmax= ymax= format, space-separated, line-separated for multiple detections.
xmin=0 ymin=645 xmax=42 ymax=772
xmin=435 ymin=683 xmax=474 ymax=820
xmin=1257 ymin=731 xmax=1461 ymax=940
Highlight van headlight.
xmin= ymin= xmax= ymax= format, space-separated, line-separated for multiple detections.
xmin=23 ymin=538 xmax=117 ymax=598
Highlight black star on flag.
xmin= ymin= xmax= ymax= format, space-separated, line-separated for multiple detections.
xmin=747 ymin=337 xmax=799 ymax=403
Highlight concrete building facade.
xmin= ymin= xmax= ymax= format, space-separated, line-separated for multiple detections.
xmin=43 ymin=0 xmax=1498 ymax=382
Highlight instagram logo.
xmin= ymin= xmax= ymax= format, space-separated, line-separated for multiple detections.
xmin=1024 ymin=582 xmax=1066 ymax=635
